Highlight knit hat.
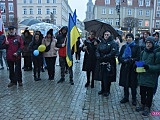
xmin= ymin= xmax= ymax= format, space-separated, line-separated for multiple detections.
xmin=126 ymin=33 xmax=134 ymax=39
xmin=145 ymin=36 xmax=155 ymax=45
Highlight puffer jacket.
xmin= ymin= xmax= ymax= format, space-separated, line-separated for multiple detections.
xmin=137 ymin=49 xmax=160 ymax=88
xmin=2 ymin=35 xmax=24 ymax=61
xmin=42 ymin=37 xmax=59 ymax=57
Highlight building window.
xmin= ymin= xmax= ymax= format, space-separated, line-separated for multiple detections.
xmin=105 ymin=0 xmax=110 ymax=5
xmin=46 ymin=0 xmax=50 ymax=3
xmin=37 ymin=8 xmax=42 ymax=14
xmin=53 ymin=0 xmax=56 ymax=3
xmin=23 ymin=8 xmax=27 ymax=14
xmin=156 ymin=21 xmax=160 ymax=28
xmin=52 ymin=8 xmax=56 ymax=14
xmin=146 ymin=0 xmax=150 ymax=6
xmin=8 ymin=3 xmax=13 ymax=12
xmin=115 ymin=0 xmax=120 ymax=5
xmin=38 ymin=0 xmax=41 ymax=3
xmin=53 ymin=19 xmax=56 ymax=24
xmin=139 ymin=0 xmax=143 ymax=6
xmin=116 ymin=19 xmax=119 ymax=26
xmin=0 ymin=3 xmax=5 ymax=13
xmin=139 ymin=10 xmax=143 ymax=15
xmin=138 ymin=20 xmax=143 ymax=26
xmin=2 ymin=15 xmax=6 ymax=22
xmin=30 ymin=8 xmax=33 ymax=14
xmin=127 ymin=0 xmax=132 ymax=6
xmin=29 ymin=0 xmax=33 ymax=3
xmin=108 ymin=19 xmax=113 ymax=25
xmin=46 ymin=9 xmax=50 ymax=14
xmin=146 ymin=10 xmax=150 ymax=16
xmin=102 ymin=8 xmax=106 ymax=14
xmin=145 ymin=20 xmax=149 ymax=26
xmin=23 ymin=0 xmax=27 ymax=3
xmin=156 ymin=10 xmax=160 ymax=17
xmin=158 ymin=0 xmax=160 ymax=6
xmin=9 ymin=15 xmax=14 ymax=22
xmin=128 ymin=9 xmax=132 ymax=15
xmin=109 ymin=9 xmax=113 ymax=14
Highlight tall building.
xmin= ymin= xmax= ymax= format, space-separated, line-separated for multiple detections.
xmin=93 ymin=0 xmax=154 ymax=33
xmin=0 ymin=0 xmax=18 ymax=28
xmin=85 ymin=0 xmax=94 ymax=21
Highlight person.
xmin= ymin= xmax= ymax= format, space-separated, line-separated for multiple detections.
xmin=82 ymin=30 xmax=99 ymax=88
xmin=95 ymin=30 xmax=118 ymax=96
xmin=135 ymin=36 xmax=160 ymax=116
xmin=56 ymin=26 xmax=74 ymax=85
xmin=29 ymin=33 xmax=42 ymax=81
xmin=2 ymin=26 xmax=24 ymax=87
xmin=118 ymin=33 xmax=140 ymax=106
xmin=42 ymin=29 xmax=59 ymax=80
xmin=0 ymin=34 xmax=8 ymax=70
xmin=134 ymin=33 xmax=141 ymax=45
xmin=21 ymin=29 xmax=33 ymax=71
xmin=75 ymin=37 xmax=83 ymax=63
xmin=139 ymin=31 xmax=150 ymax=51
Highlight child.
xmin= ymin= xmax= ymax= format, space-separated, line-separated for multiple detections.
xmin=29 ymin=34 xmax=43 ymax=81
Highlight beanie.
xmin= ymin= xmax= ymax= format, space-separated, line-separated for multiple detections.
xmin=126 ymin=33 xmax=134 ymax=40
xmin=145 ymin=36 xmax=155 ymax=45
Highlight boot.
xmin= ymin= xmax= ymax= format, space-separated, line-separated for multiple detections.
xmin=136 ymin=104 xmax=145 ymax=112
xmin=70 ymin=79 xmax=74 ymax=85
xmin=142 ymin=107 xmax=150 ymax=116
xmin=91 ymin=79 xmax=94 ymax=88
xmin=120 ymin=98 xmax=129 ymax=103
xmin=85 ymin=81 xmax=90 ymax=87
xmin=57 ymin=78 xmax=65 ymax=83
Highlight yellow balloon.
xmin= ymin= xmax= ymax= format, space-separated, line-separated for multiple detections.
xmin=38 ymin=44 xmax=46 ymax=52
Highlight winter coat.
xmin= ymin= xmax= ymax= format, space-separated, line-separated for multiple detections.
xmin=137 ymin=49 xmax=160 ymax=88
xmin=2 ymin=35 xmax=24 ymax=61
xmin=94 ymin=36 xmax=118 ymax=82
xmin=118 ymin=43 xmax=140 ymax=88
xmin=21 ymin=34 xmax=33 ymax=56
xmin=56 ymin=33 xmax=67 ymax=57
xmin=42 ymin=37 xmax=59 ymax=57
xmin=82 ymin=38 xmax=99 ymax=71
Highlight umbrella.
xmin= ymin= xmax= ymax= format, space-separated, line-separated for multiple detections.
xmin=19 ymin=19 xmax=42 ymax=26
xmin=114 ymin=28 xmax=123 ymax=36
xmin=84 ymin=19 xmax=119 ymax=38
xmin=28 ymin=22 xmax=59 ymax=36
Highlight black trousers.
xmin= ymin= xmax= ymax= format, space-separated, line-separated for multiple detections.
xmin=75 ymin=50 xmax=81 ymax=60
xmin=24 ymin=56 xmax=32 ymax=69
xmin=45 ymin=57 xmax=56 ymax=79
xmin=7 ymin=59 xmax=22 ymax=84
xmin=140 ymin=86 xmax=154 ymax=108
xmin=123 ymin=87 xmax=137 ymax=100
xmin=86 ymin=71 xmax=94 ymax=85
xmin=33 ymin=56 xmax=42 ymax=78
xmin=100 ymin=65 xmax=111 ymax=93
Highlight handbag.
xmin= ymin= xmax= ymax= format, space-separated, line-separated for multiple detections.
xmin=45 ymin=40 xmax=52 ymax=52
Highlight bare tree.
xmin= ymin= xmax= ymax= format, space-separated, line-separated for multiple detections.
xmin=123 ymin=17 xmax=139 ymax=33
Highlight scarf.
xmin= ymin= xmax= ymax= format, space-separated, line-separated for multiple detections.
xmin=122 ymin=41 xmax=135 ymax=59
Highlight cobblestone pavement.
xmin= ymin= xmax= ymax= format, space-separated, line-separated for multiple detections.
xmin=0 ymin=56 xmax=160 ymax=120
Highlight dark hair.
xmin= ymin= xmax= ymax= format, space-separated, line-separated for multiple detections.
xmin=152 ymin=32 xmax=159 ymax=38
xmin=90 ymin=30 xmax=96 ymax=36
xmin=23 ymin=29 xmax=31 ymax=35
xmin=126 ymin=33 xmax=134 ymax=40
xmin=47 ymin=29 xmax=53 ymax=36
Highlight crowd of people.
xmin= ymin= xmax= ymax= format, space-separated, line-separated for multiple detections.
xmin=0 ymin=25 xmax=160 ymax=117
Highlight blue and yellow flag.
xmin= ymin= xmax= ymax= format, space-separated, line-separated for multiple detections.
xmin=66 ymin=13 xmax=80 ymax=67
xmin=72 ymin=9 xmax=77 ymax=24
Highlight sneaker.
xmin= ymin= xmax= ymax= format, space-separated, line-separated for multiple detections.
xmin=98 ymin=90 xmax=104 ymax=95
xmin=57 ymin=78 xmax=65 ymax=83
xmin=142 ymin=107 xmax=150 ymax=117
xmin=85 ymin=82 xmax=90 ymax=87
xmin=135 ymin=104 xmax=145 ymax=112
xmin=18 ymin=83 xmax=23 ymax=86
xmin=132 ymin=100 xmax=137 ymax=106
xmin=8 ymin=83 xmax=16 ymax=87
xmin=120 ymin=98 xmax=129 ymax=103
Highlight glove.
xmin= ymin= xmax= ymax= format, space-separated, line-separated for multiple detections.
xmin=143 ymin=64 xmax=149 ymax=70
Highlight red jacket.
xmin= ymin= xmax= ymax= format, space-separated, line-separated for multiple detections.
xmin=58 ymin=46 xmax=66 ymax=57
xmin=3 ymin=35 xmax=24 ymax=61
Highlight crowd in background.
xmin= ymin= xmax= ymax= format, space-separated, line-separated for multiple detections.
xmin=0 ymin=25 xmax=160 ymax=117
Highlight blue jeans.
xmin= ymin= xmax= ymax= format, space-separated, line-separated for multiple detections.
xmin=0 ymin=49 xmax=8 ymax=67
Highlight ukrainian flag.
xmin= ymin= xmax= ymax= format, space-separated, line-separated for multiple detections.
xmin=66 ymin=13 xmax=80 ymax=67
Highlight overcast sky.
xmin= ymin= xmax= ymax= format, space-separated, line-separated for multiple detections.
xmin=68 ymin=0 xmax=96 ymax=21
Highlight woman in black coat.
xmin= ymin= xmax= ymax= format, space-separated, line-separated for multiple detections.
xmin=95 ymin=30 xmax=118 ymax=97
xmin=82 ymin=30 xmax=99 ymax=88
xmin=118 ymin=33 xmax=140 ymax=106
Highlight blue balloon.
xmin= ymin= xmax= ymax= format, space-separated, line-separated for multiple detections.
xmin=33 ymin=50 xmax=39 ymax=56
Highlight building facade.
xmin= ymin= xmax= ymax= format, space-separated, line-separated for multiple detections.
xmin=0 ymin=0 xmax=18 ymax=28
xmin=94 ymin=0 xmax=154 ymax=34
xmin=85 ymin=0 xmax=95 ymax=21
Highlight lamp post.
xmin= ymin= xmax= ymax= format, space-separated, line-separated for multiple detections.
xmin=116 ymin=1 xmax=120 ymax=28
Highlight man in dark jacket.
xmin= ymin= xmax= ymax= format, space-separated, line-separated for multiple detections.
xmin=2 ymin=26 xmax=24 ymax=87
xmin=56 ymin=26 xmax=74 ymax=85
